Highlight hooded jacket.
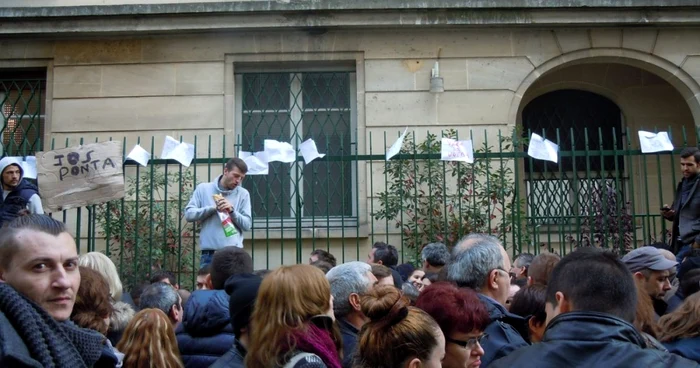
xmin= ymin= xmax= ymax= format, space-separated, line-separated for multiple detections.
xmin=0 ymin=157 xmax=42 ymax=227
xmin=175 ymin=290 xmax=234 ymax=368
xmin=184 ymin=175 xmax=252 ymax=251
xmin=491 ymin=312 xmax=699 ymax=368
xmin=477 ymin=293 xmax=530 ymax=367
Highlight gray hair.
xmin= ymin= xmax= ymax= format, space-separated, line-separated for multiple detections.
xmin=139 ymin=282 xmax=180 ymax=316
xmin=326 ymin=261 xmax=373 ymax=318
xmin=421 ymin=242 xmax=450 ymax=266
xmin=452 ymin=233 xmax=501 ymax=257
xmin=447 ymin=234 xmax=504 ymax=289
xmin=514 ymin=253 xmax=535 ymax=268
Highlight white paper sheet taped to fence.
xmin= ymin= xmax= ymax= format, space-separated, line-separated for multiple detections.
xmin=440 ymin=138 xmax=474 ymax=163
xmin=263 ymin=139 xmax=296 ymax=163
xmin=161 ymin=136 xmax=195 ymax=167
xmin=299 ymin=138 xmax=326 ymax=164
xmin=527 ymin=133 xmax=559 ymax=163
xmin=386 ymin=127 xmax=408 ymax=161
xmin=638 ymin=131 xmax=674 ymax=153
xmin=239 ymin=151 xmax=269 ymax=175
xmin=37 ymin=140 xmax=124 ymax=212
xmin=126 ymin=144 xmax=151 ymax=167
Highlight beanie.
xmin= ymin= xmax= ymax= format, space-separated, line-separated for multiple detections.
xmin=225 ymin=273 xmax=262 ymax=338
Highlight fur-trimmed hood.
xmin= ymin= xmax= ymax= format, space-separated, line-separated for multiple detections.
xmin=109 ymin=301 xmax=134 ymax=333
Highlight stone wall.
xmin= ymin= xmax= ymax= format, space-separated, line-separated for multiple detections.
xmin=2 ymin=26 xmax=700 ymax=267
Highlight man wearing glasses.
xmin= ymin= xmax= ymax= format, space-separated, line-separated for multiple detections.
xmin=447 ymin=234 xmax=529 ymax=367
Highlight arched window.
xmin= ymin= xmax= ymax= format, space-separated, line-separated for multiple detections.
xmin=522 ymin=89 xmax=625 ymax=225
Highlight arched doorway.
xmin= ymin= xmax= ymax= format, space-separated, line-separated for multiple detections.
xmin=518 ymin=62 xmax=696 ymax=254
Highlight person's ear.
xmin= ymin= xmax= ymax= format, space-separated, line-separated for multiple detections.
xmin=556 ymin=291 xmax=571 ymax=314
xmin=527 ymin=276 xmax=534 ymax=286
xmin=377 ymin=260 xmax=383 ymax=265
xmin=406 ymin=358 xmax=422 ymax=368
xmin=349 ymin=293 xmax=362 ymax=312
xmin=633 ymin=272 xmax=645 ymax=281
xmin=205 ymin=274 xmax=214 ymax=290
xmin=170 ymin=304 xmax=181 ymax=323
xmin=489 ymin=269 xmax=499 ymax=290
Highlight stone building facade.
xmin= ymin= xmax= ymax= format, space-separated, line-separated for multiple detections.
xmin=2 ymin=1 xmax=700 ymax=267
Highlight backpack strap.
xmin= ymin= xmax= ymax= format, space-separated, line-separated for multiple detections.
xmin=283 ymin=352 xmax=317 ymax=368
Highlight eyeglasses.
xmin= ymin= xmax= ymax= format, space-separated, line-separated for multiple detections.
xmin=445 ymin=333 xmax=488 ymax=350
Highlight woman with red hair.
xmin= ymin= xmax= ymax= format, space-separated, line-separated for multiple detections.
xmin=416 ymin=282 xmax=489 ymax=368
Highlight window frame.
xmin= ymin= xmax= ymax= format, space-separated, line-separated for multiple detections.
xmin=234 ymin=66 xmax=359 ymax=230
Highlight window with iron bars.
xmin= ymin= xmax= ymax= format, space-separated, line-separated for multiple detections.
xmin=235 ymin=70 xmax=357 ymax=228
xmin=0 ymin=71 xmax=46 ymax=158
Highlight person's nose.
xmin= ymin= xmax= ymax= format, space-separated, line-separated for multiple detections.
xmin=663 ymin=279 xmax=672 ymax=291
xmin=473 ymin=341 xmax=485 ymax=357
xmin=52 ymin=267 xmax=72 ymax=290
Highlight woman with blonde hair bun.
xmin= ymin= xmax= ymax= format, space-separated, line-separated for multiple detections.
xmin=354 ymin=285 xmax=445 ymax=368
xmin=117 ymin=308 xmax=184 ymax=368
xmin=246 ymin=264 xmax=342 ymax=368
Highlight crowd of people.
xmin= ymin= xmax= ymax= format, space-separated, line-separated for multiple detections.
xmin=1 ymin=214 xmax=700 ymax=367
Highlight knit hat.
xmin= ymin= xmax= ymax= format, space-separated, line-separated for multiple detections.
xmin=224 ymin=273 xmax=262 ymax=338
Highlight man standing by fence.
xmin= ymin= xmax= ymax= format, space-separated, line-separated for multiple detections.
xmin=0 ymin=157 xmax=43 ymax=228
xmin=185 ymin=158 xmax=252 ymax=267
xmin=661 ymin=147 xmax=700 ymax=260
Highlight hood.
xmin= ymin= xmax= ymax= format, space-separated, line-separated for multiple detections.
xmin=182 ymin=290 xmax=232 ymax=336
xmin=110 ymin=301 xmax=135 ymax=332
xmin=544 ymin=311 xmax=646 ymax=347
xmin=213 ymin=175 xmax=238 ymax=195
xmin=0 ymin=157 xmax=23 ymax=186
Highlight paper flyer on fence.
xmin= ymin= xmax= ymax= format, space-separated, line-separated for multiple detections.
xmin=299 ymin=138 xmax=326 ymax=164
xmin=126 ymin=144 xmax=151 ymax=167
xmin=440 ymin=138 xmax=475 ymax=163
xmin=638 ymin=131 xmax=674 ymax=153
xmin=161 ymin=136 xmax=195 ymax=167
xmin=527 ymin=133 xmax=559 ymax=163
xmin=263 ymin=139 xmax=296 ymax=163
xmin=239 ymin=151 xmax=269 ymax=175
xmin=386 ymin=127 xmax=408 ymax=161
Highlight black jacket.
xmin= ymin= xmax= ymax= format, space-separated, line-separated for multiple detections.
xmin=478 ymin=294 xmax=530 ymax=367
xmin=491 ymin=312 xmax=699 ymax=368
xmin=670 ymin=176 xmax=700 ymax=252
xmin=209 ymin=339 xmax=246 ymax=368
xmin=0 ymin=178 xmax=38 ymax=227
xmin=337 ymin=318 xmax=359 ymax=368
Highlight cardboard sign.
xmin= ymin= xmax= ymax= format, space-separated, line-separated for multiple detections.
xmin=37 ymin=140 xmax=125 ymax=212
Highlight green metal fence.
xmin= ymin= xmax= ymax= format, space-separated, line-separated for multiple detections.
xmin=33 ymin=124 xmax=695 ymax=290
xmin=2 ymin=72 xmax=695 ymax=289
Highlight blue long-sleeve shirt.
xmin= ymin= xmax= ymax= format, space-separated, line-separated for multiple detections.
xmin=185 ymin=176 xmax=252 ymax=250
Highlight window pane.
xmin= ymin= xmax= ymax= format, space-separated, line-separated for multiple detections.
xmin=242 ymin=73 xmax=290 ymax=111
xmin=302 ymin=73 xmax=350 ymax=109
xmin=1 ymin=79 xmax=45 ymax=156
xmin=302 ymin=110 xmax=352 ymax=217
xmin=241 ymin=112 xmax=291 ymax=218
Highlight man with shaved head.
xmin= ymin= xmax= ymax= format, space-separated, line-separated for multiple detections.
xmin=0 ymin=214 xmax=118 ymax=367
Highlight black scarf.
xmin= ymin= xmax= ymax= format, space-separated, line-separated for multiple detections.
xmin=0 ymin=283 xmax=105 ymax=368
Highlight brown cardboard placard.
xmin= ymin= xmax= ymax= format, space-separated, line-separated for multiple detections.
xmin=37 ymin=140 xmax=124 ymax=212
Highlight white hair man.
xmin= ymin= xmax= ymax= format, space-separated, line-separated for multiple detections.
xmin=326 ymin=261 xmax=378 ymax=368
xmin=447 ymin=234 xmax=529 ymax=366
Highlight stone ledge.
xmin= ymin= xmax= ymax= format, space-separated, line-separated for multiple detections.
xmin=3 ymin=0 xmax=700 ymax=17
xmin=3 ymin=8 xmax=700 ymax=36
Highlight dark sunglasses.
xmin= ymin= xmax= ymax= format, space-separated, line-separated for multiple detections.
xmin=445 ymin=333 xmax=488 ymax=349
